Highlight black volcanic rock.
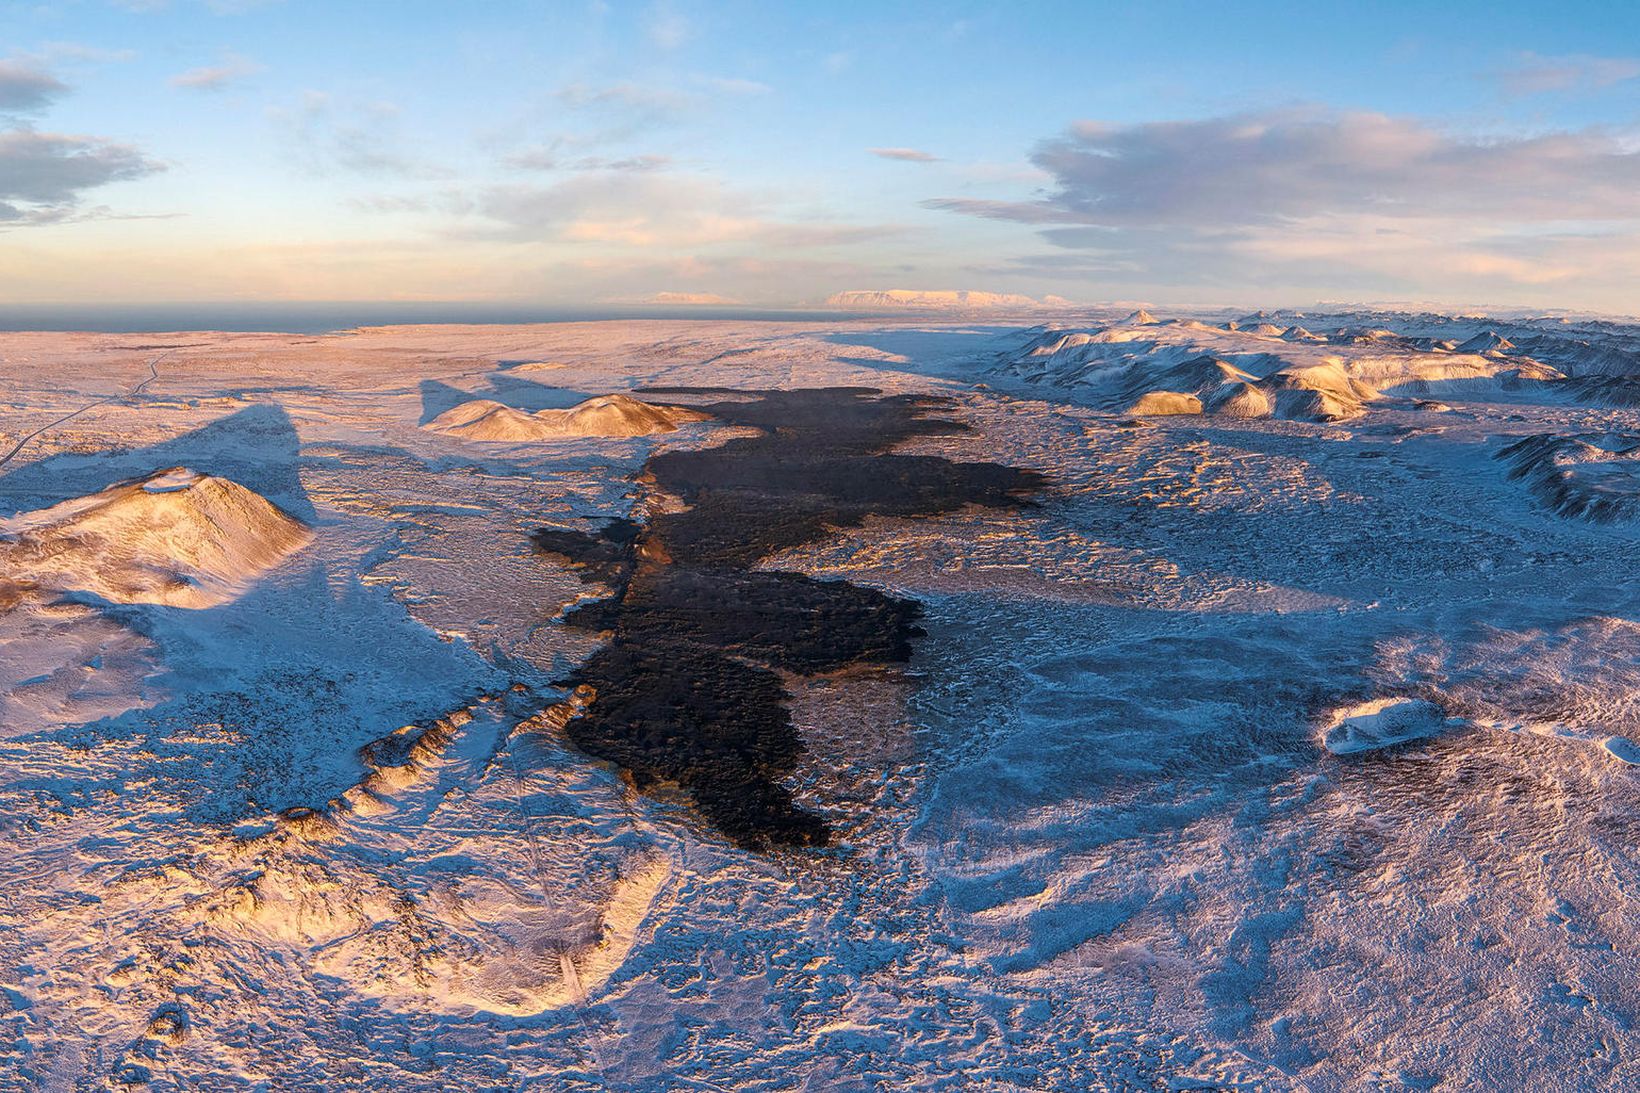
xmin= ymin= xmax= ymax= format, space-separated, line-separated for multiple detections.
xmin=538 ymin=387 xmax=1046 ymax=849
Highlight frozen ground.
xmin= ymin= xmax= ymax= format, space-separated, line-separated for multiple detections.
xmin=3 ymin=311 xmax=1640 ymax=1089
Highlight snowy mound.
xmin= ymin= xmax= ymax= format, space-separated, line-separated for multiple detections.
xmin=1498 ymin=432 xmax=1640 ymax=521
xmin=0 ymin=467 xmax=311 ymax=608
xmin=1321 ymin=697 xmax=1450 ymax=755
xmin=1126 ymin=390 xmax=1203 ymax=416
xmin=427 ymin=394 xmax=710 ymax=441
xmin=1328 ymin=327 xmax=1417 ymax=348
xmin=1456 ymin=331 xmax=1515 ymax=354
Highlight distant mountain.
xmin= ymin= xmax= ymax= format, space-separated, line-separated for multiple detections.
xmin=648 ymin=292 xmax=741 ymax=305
xmin=825 ymin=289 xmax=1059 ymax=311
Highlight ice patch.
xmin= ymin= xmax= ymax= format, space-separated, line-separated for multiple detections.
xmin=1601 ymin=736 xmax=1640 ymax=765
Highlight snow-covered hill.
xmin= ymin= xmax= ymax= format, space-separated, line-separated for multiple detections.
xmin=1 ymin=467 xmax=310 ymax=608
xmin=426 ymin=393 xmax=710 ymax=441
xmin=989 ymin=309 xmax=1595 ymax=421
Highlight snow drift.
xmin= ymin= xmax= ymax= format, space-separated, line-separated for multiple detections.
xmin=427 ymin=393 xmax=710 ymax=441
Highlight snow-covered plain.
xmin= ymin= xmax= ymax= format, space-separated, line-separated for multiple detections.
xmin=4 ymin=310 xmax=1640 ymax=1089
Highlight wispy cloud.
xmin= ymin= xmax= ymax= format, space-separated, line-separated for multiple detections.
xmin=1493 ymin=51 xmax=1640 ymax=95
xmin=869 ymin=147 xmax=940 ymax=163
xmin=555 ymin=82 xmax=688 ymax=113
xmin=546 ymin=81 xmax=691 ymax=147
xmin=503 ymin=147 xmax=558 ymax=171
xmin=495 ymin=76 xmax=764 ymax=166
xmin=571 ymin=153 xmax=672 ymax=172
xmin=472 ymin=172 xmax=772 ymax=247
xmin=489 ymin=80 xmax=705 ymax=162
xmin=643 ymin=0 xmax=691 ymax=50
xmin=28 ymin=42 xmax=138 ymax=64
xmin=111 ymin=0 xmax=285 ymax=12
xmin=696 ymin=75 xmax=771 ymax=96
xmin=272 ymin=90 xmax=443 ymax=177
xmin=170 ymin=52 xmax=262 ymax=91
xmin=396 ymin=164 xmax=904 ymax=255
xmin=504 ymin=150 xmax=674 ymax=172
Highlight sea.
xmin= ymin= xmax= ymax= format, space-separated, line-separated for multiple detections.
xmin=0 ymin=303 xmax=874 ymax=335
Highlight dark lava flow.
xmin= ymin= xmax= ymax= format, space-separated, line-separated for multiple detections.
xmin=533 ymin=387 xmax=1046 ymax=849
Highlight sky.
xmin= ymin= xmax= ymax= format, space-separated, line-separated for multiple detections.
xmin=4 ymin=0 xmax=1640 ymax=312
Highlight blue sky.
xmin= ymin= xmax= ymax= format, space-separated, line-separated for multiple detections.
xmin=4 ymin=0 xmax=1640 ymax=310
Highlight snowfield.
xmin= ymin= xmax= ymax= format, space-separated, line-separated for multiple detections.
xmin=4 ymin=310 xmax=1640 ymax=1089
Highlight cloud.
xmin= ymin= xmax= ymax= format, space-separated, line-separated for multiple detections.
xmin=571 ymin=153 xmax=671 ymax=172
xmin=0 ymin=60 xmax=69 ymax=113
xmin=926 ymin=108 xmax=1640 ymax=300
xmin=696 ymin=76 xmax=771 ymax=96
xmin=869 ymin=147 xmax=940 ymax=163
xmin=503 ymin=147 xmax=558 ymax=171
xmin=170 ymin=52 xmax=262 ymax=91
xmin=1493 ymin=52 xmax=1640 ymax=95
xmin=643 ymin=1 xmax=691 ymax=50
xmin=927 ymin=109 xmax=1640 ymax=228
xmin=0 ymin=128 xmax=163 ymax=224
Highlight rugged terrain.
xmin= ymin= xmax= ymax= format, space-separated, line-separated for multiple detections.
xmin=4 ymin=309 xmax=1640 ymax=1090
